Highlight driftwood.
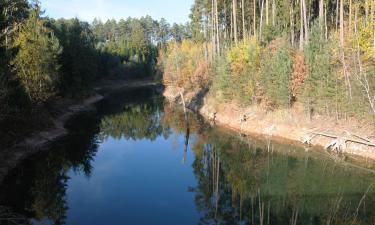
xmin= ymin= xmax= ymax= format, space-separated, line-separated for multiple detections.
xmin=179 ymin=91 xmax=187 ymax=115
xmin=303 ymin=130 xmax=375 ymax=152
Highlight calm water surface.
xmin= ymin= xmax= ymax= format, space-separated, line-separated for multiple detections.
xmin=1 ymin=88 xmax=375 ymax=225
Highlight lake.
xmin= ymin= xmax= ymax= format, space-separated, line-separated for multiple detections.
xmin=1 ymin=87 xmax=375 ymax=225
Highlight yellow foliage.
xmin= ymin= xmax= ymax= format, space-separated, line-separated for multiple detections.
xmin=226 ymin=37 xmax=260 ymax=76
xmin=161 ymin=40 xmax=210 ymax=89
xmin=357 ymin=20 xmax=375 ymax=62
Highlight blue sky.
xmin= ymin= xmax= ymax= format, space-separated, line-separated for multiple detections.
xmin=39 ymin=0 xmax=194 ymax=24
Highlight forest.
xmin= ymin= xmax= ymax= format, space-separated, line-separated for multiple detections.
xmin=0 ymin=0 xmax=189 ymax=116
xmin=3 ymin=0 xmax=375 ymax=123
xmin=161 ymin=0 xmax=375 ymax=123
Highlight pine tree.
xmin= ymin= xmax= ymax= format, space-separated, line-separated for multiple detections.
xmin=53 ymin=18 xmax=98 ymax=93
xmin=260 ymin=43 xmax=292 ymax=108
xmin=302 ymin=21 xmax=335 ymax=117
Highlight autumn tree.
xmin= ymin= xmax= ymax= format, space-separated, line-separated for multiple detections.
xmin=11 ymin=5 xmax=61 ymax=102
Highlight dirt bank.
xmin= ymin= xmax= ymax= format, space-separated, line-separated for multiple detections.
xmin=0 ymin=79 xmax=159 ymax=183
xmin=164 ymin=86 xmax=375 ymax=161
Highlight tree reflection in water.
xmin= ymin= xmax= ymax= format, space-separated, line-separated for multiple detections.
xmin=0 ymin=88 xmax=374 ymax=225
xmin=190 ymin=129 xmax=375 ymax=225
xmin=0 ymin=113 xmax=101 ymax=225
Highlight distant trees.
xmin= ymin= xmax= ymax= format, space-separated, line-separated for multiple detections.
xmin=91 ymin=17 xmax=190 ymax=78
xmin=0 ymin=1 xmax=185 ymax=115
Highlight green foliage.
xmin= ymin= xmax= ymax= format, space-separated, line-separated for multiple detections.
xmin=191 ymin=129 xmax=375 ymax=225
xmin=11 ymin=7 xmax=61 ymax=102
xmin=0 ymin=0 xmax=30 ymax=113
xmin=189 ymin=0 xmax=206 ymax=42
xmin=302 ymin=21 xmax=336 ymax=114
xmin=92 ymin=17 xmax=162 ymax=78
xmin=100 ymin=102 xmax=164 ymax=141
xmin=161 ymin=40 xmax=209 ymax=89
xmin=260 ymin=43 xmax=293 ymax=108
xmin=262 ymin=25 xmax=279 ymax=44
xmin=52 ymin=18 xmax=98 ymax=94
xmin=212 ymin=38 xmax=260 ymax=105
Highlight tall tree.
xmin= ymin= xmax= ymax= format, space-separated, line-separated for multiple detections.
xmin=11 ymin=5 xmax=61 ymax=102
xmin=53 ymin=18 xmax=98 ymax=93
xmin=233 ymin=0 xmax=238 ymax=43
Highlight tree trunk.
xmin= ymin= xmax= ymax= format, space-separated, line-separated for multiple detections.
xmin=231 ymin=1 xmax=234 ymax=41
xmin=302 ymin=0 xmax=308 ymax=42
xmin=372 ymin=0 xmax=375 ymax=51
xmin=272 ymin=0 xmax=275 ymax=26
xmin=319 ymin=0 xmax=324 ymax=26
xmin=335 ymin=0 xmax=339 ymax=31
xmin=233 ymin=0 xmax=238 ymax=44
xmin=215 ymin=0 xmax=220 ymax=55
xmin=339 ymin=0 xmax=344 ymax=48
xmin=224 ymin=0 xmax=228 ymax=41
xmin=253 ymin=0 xmax=257 ymax=36
xmin=365 ymin=0 xmax=369 ymax=21
xmin=299 ymin=0 xmax=304 ymax=49
xmin=325 ymin=1 xmax=328 ymax=40
xmin=349 ymin=0 xmax=352 ymax=33
xmin=242 ymin=0 xmax=246 ymax=39
xmin=266 ymin=0 xmax=269 ymax=25
xmin=290 ymin=4 xmax=294 ymax=46
xmin=260 ymin=0 xmax=264 ymax=41
xmin=212 ymin=0 xmax=216 ymax=58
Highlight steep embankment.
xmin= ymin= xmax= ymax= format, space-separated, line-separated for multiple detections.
xmin=164 ymin=86 xmax=375 ymax=161
xmin=0 ymin=79 xmax=159 ymax=183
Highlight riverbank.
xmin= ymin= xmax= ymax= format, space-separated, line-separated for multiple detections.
xmin=0 ymin=78 xmax=160 ymax=183
xmin=164 ymin=86 xmax=375 ymax=161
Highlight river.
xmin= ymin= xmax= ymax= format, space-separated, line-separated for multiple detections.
xmin=0 ymin=87 xmax=375 ymax=225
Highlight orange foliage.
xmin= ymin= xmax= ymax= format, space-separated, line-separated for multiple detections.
xmin=291 ymin=51 xmax=306 ymax=100
xmin=160 ymin=40 xmax=211 ymax=90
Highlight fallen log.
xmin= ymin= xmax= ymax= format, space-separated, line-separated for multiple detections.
xmin=307 ymin=131 xmax=375 ymax=148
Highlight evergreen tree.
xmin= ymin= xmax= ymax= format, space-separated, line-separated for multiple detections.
xmin=302 ymin=21 xmax=335 ymax=116
xmin=52 ymin=18 xmax=98 ymax=94
xmin=260 ymin=43 xmax=293 ymax=108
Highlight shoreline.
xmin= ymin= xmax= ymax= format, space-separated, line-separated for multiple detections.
xmin=0 ymin=79 xmax=160 ymax=183
xmin=163 ymin=86 xmax=375 ymax=161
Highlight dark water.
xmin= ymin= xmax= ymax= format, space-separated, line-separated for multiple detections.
xmin=1 ymin=88 xmax=375 ymax=225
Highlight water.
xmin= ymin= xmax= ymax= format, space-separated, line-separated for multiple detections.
xmin=1 ymin=88 xmax=375 ymax=225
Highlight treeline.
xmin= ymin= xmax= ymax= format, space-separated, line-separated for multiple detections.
xmin=0 ymin=0 xmax=187 ymax=115
xmin=91 ymin=17 xmax=191 ymax=77
xmin=161 ymin=0 xmax=375 ymax=121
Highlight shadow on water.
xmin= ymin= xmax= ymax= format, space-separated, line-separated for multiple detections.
xmin=0 ymin=87 xmax=375 ymax=225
